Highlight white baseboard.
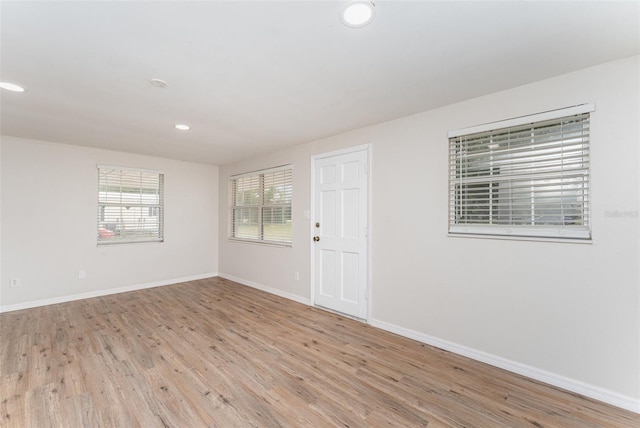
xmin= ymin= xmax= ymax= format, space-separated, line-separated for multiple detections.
xmin=0 ymin=272 xmax=219 ymax=313
xmin=217 ymin=273 xmax=311 ymax=306
xmin=371 ymin=318 xmax=640 ymax=414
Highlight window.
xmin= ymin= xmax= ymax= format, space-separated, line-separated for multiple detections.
xmin=229 ymin=165 xmax=292 ymax=245
xmin=448 ymin=104 xmax=593 ymax=240
xmin=98 ymin=166 xmax=164 ymax=244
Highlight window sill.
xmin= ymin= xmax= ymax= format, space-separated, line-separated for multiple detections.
xmin=228 ymin=238 xmax=292 ymax=248
xmin=447 ymin=233 xmax=592 ymax=244
xmin=98 ymin=239 xmax=164 ymax=246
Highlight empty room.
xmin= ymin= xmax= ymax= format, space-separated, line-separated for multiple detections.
xmin=1 ymin=1 xmax=639 ymax=426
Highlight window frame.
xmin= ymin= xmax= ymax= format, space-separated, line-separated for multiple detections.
xmin=97 ymin=165 xmax=164 ymax=245
xmin=228 ymin=165 xmax=292 ymax=246
xmin=448 ymin=104 xmax=594 ymax=241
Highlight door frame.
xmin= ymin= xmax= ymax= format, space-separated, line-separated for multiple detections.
xmin=309 ymin=144 xmax=372 ymax=322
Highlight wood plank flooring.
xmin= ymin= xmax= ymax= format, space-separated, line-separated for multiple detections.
xmin=1 ymin=277 xmax=638 ymax=427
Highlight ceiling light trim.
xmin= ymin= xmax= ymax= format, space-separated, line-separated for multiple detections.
xmin=341 ymin=1 xmax=376 ymax=28
xmin=150 ymin=79 xmax=168 ymax=88
xmin=0 ymin=82 xmax=26 ymax=92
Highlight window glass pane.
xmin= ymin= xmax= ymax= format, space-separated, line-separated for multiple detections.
xmin=263 ymin=169 xmax=292 ymax=205
xmin=233 ymin=207 xmax=260 ymax=240
xmin=263 ymin=206 xmax=292 ymax=243
xmin=234 ymin=176 xmax=260 ymax=206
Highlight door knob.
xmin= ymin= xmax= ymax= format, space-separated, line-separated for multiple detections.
xmin=313 ymin=236 xmax=320 ymax=242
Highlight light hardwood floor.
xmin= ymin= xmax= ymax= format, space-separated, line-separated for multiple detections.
xmin=1 ymin=277 xmax=638 ymax=427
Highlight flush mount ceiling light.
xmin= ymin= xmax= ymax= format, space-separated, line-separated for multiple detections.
xmin=174 ymin=124 xmax=190 ymax=131
xmin=341 ymin=1 xmax=376 ymax=28
xmin=0 ymin=82 xmax=26 ymax=92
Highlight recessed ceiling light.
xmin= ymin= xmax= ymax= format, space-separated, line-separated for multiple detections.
xmin=341 ymin=1 xmax=376 ymax=28
xmin=174 ymin=124 xmax=190 ymax=131
xmin=0 ymin=82 xmax=26 ymax=92
xmin=150 ymin=79 xmax=168 ymax=88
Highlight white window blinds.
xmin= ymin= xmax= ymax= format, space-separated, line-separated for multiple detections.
xmin=448 ymin=104 xmax=593 ymax=240
xmin=229 ymin=165 xmax=292 ymax=245
xmin=98 ymin=166 xmax=164 ymax=244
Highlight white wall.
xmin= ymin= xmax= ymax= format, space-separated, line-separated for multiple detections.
xmin=1 ymin=136 xmax=219 ymax=309
xmin=218 ymin=56 xmax=640 ymax=409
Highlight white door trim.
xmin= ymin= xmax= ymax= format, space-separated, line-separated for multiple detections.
xmin=310 ymin=144 xmax=371 ymax=322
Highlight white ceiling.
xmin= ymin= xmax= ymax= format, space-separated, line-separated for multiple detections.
xmin=1 ymin=1 xmax=638 ymax=165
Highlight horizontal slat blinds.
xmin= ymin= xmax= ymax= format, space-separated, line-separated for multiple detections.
xmin=98 ymin=166 xmax=164 ymax=244
xmin=229 ymin=165 xmax=292 ymax=245
xmin=262 ymin=168 xmax=293 ymax=243
xmin=231 ymin=174 xmax=261 ymax=241
xmin=449 ymin=108 xmax=591 ymax=240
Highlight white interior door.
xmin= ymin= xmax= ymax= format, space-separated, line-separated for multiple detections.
xmin=312 ymin=147 xmax=369 ymax=319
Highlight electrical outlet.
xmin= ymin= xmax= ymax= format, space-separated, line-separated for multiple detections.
xmin=10 ymin=277 xmax=21 ymax=288
xmin=78 ymin=270 xmax=86 ymax=280
xmin=294 ymin=272 xmax=300 ymax=281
